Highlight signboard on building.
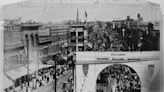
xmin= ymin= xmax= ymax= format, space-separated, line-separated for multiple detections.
xmin=38 ymin=27 xmax=50 ymax=36
xmin=76 ymin=52 xmax=160 ymax=64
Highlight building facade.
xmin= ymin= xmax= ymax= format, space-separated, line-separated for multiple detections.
xmin=4 ymin=19 xmax=26 ymax=92
xmin=69 ymin=24 xmax=88 ymax=51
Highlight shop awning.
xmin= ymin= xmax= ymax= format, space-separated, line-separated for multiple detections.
xmin=4 ymin=75 xmax=13 ymax=89
xmin=6 ymin=64 xmax=54 ymax=80
xmin=26 ymin=64 xmax=53 ymax=73
xmin=5 ymin=66 xmax=31 ymax=80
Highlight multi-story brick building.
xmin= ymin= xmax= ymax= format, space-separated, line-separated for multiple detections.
xmin=3 ymin=19 xmax=26 ymax=92
xmin=40 ymin=24 xmax=70 ymax=64
xmin=69 ymin=24 xmax=88 ymax=51
xmin=4 ymin=19 xmax=25 ymax=71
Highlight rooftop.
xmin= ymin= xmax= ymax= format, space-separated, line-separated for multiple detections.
xmin=70 ymin=24 xmax=86 ymax=27
xmin=22 ymin=23 xmax=42 ymax=27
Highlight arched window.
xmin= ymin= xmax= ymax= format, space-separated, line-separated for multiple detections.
xmin=30 ymin=34 xmax=34 ymax=46
xmin=25 ymin=34 xmax=29 ymax=46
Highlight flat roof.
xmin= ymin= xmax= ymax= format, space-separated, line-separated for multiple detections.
xmin=22 ymin=23 xmax=42 ymax=27
xmin=71 ymin=24 xmax=86 ymax=27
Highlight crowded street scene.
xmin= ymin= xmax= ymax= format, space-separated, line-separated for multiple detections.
xmin=96 ymin=64 xmax=141 ymax=92
xmin=2 ymin=0 xmax=161 ymax=92
xmin=85 ymin=17 xmax=160 ymax=51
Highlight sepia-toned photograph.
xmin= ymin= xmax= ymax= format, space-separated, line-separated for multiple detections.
xmin=1 ymin=0 xmax=163 ymax=92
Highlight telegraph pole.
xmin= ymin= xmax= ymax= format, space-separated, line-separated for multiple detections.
xmin=50 ymin=27 xmax=56 ymax=92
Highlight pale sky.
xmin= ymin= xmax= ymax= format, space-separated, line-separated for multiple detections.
xmin=0 ymin=0 xmax=163 ymax=23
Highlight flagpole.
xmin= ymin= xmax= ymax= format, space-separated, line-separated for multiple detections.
xmin=76 ymin=8 xmax=79 ymax=23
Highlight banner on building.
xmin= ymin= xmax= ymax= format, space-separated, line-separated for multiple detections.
xmin=76 ymin=52 xmax=159 ymax=64
xmin=82 ymin=64 xmax=89 ymax=76
xmin=148 ymin=64 xmax=155 ymax=77
xmin=38 ymin=27 xmax=50 ymax=36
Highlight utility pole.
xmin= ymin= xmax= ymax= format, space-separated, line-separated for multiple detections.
xmin=50 ymin=27 xmax=56 ymax=92
xmin=34 ymin=34 xmax=39 ymax=89
xmin=54 ymin=31 xmax=59 ymax=92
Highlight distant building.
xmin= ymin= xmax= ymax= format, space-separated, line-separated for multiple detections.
xmin=112 ymin=14 xmax=148 ymax=30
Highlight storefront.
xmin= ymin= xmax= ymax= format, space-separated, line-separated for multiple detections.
xmin=5 ymin=66 xmax=32 ymax=88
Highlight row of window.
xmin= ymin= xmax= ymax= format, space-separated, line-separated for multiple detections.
xmin=39 ymin=44 xmax=62 ymax=56
xmin=5 ymin=53 xmax=25 ymax=64
xmin=51 ymin=34 xmax=68 ymax=42
xmin=70 ymin=39 xmax=84 ymax=43
xmin=70 ymin=32 xmax=84 ymax=36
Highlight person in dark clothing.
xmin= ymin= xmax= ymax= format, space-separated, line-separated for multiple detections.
xmin=47 ymin=76 xmax=49 ymax=83
xmin=53 ymin=74 xmax=55 ymax=79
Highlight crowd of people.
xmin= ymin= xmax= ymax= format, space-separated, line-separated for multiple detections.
xmin=13 ymin=67 xmax=55 ymax=92
xmin=85 ymin=22 xmax=159 ymax=51
xmin=97 ymin=64 xmax=141 ymax=92
xmin=56 ymin=65 xmax=70 ymax=79
xmin=97 ymin=88 xmax=104 ymax=92
xmin=62 ymin=76 xmax=74 ymax=92
xmin=11 ymin=64 xmax=72 ymax=92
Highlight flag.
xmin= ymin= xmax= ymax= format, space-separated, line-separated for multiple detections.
xmin=82 ymin=64 xmax=89 ymax=76
xmin=148 ymin=64 xmax=154 ymax=77
xmin=84 ymin=11 xmax=87 ymax=22
xmin=85 ymin=11 xmax=87 ymax=18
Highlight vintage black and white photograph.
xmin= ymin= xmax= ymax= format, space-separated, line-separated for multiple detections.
xmin=1 ymin=0 xmax=163 ymax=92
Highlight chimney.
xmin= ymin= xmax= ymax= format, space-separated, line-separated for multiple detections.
xmin=137 ymin=13 xmax=141 ymax=28
xmin=137 ymin=13 xmax=141 ymax=20
xmin=127 ymin=16 xmax=130 ymax=21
